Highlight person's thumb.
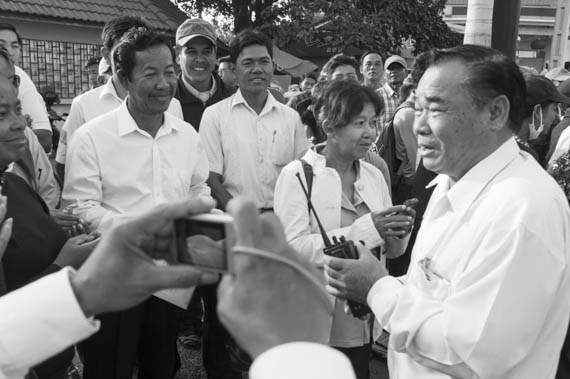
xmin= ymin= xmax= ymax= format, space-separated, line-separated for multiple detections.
xmin=147 ymin=265 xmax=218 ymax=292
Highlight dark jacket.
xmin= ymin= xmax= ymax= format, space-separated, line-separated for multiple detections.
xmin=175 ymin=72 xmax=236 ymax=131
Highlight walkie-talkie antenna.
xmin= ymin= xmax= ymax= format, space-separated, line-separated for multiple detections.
xmin=295 ymin=173 xmax=332 ymax=247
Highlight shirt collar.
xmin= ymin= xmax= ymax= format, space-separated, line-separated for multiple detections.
xmin=382 ymin=83 xmax=397 ymax=97
xmin=181 ymin=74 xmax=217 ymax=101
xmin=116 ymin=99 xmax=183 ymax=137
xmin=100 ymin=77 xmax=122 ymax=102
xmin=427 ymin=137 xmax=520 ymax=215
xmin=231 ymin=88 xmax=278 ymax=116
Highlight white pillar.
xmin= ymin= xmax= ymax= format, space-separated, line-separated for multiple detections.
xmin=464 ymin=0 xmax=495 ymax=46
xmin=550 ymin=0 xmax=570 ymax=68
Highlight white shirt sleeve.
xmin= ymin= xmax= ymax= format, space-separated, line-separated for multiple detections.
xmin=198 ymin=107 xmax=224 ymax=175
xmin=167 ymin=98 xmax=184 ymax=120
xmin=62 ymin=129 xmax=117 ymax=230
xmin=249 ymin=342 xmax=356 ymax=379
xmin=188 ymin=137 xmax=212 ymax=200
xmin=0 ymin=268 xmax=99 ymax=379
xmin=15 ymin=67 xmax=51 ymax=132
xmin=368 ymin=226 xmax=566 ymax=378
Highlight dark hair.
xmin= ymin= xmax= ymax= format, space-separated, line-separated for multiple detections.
xmin=317 ymin=79 xmax=383 ymax=132
xmin=101 ymin=16 xmax=149 ymax=52
xmin=398 ymin=83 xmax=414 ymax=104
xmin=113 ymin=28 xmax=175 ymax=81
xmin=326 ymin=54 xmax=359 ymax=79
xmin=85 ymin=56 xmax=101 ymax=69
xmin=0 ymin=47 xmax=13 ymax=68
xmin=0 ymin=23 xmax=22 ymax=45
xmin=412 ymin=44 xmax=526 ymax=132
xmin=229 ymin=30 xmax=273 ymax=63
xmin=359 ymin=50 xmax=382 ymax=66
xmin=565 ymin=61 xmax=570 ymax=71
xmin=218 ymin=56 xmax=232 ymax=65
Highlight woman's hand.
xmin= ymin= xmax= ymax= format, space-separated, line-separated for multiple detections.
xmin=54 ymin=232 xmax=101 ymax=269
xmin=51 ymin=207 xmax=92 ymax=238
xmin=371 ymin=205 xmax=414 ymax=239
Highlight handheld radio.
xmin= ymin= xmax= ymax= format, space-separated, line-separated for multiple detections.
xmin=295 ymin=172 xmax=371 ymax=318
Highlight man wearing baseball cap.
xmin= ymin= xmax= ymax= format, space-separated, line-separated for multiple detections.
xmin=517 ymin=75 xmax=570 ymax=165
xmin=175 ymin=19 xmax=235 ymax=131
xmin=174 ymin=18 xmax=239 ymax=379
xmin=376 ymin=55 xmax=408 ymax=131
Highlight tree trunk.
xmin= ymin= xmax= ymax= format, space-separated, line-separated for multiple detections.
xmin=464 ymin=0 xmax=494 ymax=46
xmin=233 ymin=0 xmax=251 ymax=33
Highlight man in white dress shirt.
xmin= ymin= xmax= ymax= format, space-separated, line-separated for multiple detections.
xmin=199 ymin=29 xmax=308 ymax=212
xmin=0 ymin=197 xmax=357 ymax=379
xmin=62 ymin=27 xmax=211 ymax=379
xmin=324 ymin=45 xmax=570 ymax=379
xmin=0 ymin=23 xmax=52 ymax=152
xmin=55 ymin=16 xmax=183 ymax=182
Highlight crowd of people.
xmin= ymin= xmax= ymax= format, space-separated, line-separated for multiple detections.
xmin=0 ymin=13 xmax=570 ymax=379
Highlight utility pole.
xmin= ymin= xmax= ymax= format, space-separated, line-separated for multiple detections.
xmin=491 ymin=0 xmax=521 ymax=59
xmin=550 ymin=0 xmax=570 ymax=68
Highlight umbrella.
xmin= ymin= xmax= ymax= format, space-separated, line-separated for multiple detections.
xmin=272 ymin=46 xmax=318 ymax=77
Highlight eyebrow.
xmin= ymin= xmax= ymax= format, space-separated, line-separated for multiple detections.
xmin=423 ymin=94 xmax=448 ymax=105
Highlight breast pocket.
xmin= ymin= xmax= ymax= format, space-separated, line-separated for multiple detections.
xmin=271 ymin=129 xmax=294 ymax=166
xmin=161 ymin=168 xmax=193 ymax=200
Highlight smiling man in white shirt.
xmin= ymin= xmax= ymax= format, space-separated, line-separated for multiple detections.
xmin=62 ymin=27 xmax=211 ymax=379
xmin=55 ymin=16 xmax=183 ymax=183
xmin=324 ymin=45 xmax=570 ymax=379
xmin=199 ymin=30 xmax=308 ymax=212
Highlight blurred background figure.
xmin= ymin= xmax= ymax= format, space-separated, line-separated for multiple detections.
xmin=84 ymin=56 xmax=101 ymax=91
xmin=217 ymin=56 xmax=238 ymax=90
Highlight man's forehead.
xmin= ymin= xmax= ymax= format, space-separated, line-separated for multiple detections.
xmin=0 ymin=30 xmax=18 ymax=42
xmin=363 ymin=54 xmax=382 ymax=62
xmin=237 ymin=44 xmax=270 ymax=59
xmin=135 ymin=45 xmax=173 ymax=67
xmin=417 ymin=61 xmax=467 ymax=98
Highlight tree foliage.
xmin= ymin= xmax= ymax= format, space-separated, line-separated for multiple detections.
xmin=173 ymin=0 xmax=462 ymax=56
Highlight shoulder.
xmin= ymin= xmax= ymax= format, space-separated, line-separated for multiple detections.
xmin=73 ymin=86 xmax=105 ymax=107
xmin=75 ymin=108 xmax=119 ymax=138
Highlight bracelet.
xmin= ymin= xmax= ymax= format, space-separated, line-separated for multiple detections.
xmin=231 ymin=245 xmax=333 ymax=311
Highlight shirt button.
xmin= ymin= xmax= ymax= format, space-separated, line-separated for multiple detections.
xmin=357 ymin=184 xmax=364 ymax=191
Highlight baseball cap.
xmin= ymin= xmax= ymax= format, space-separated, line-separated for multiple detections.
xmin=525 ymin=75 xmax=570 ymax=107
xmin=384 ymin=55 xmax=407 ymax=70
xmin=176 ymin=19 xmax=217 ymax=47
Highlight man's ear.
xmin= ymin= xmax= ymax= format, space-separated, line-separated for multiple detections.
xmin=175 ymin=46 xmax=182 ymax=66
xmin=116 ymin=69 xmax=129 ymax=88
xmin=101 ymin=46 xmax=111 ymax=66
xmin=487 ymin=94 xmax=510 ymax=132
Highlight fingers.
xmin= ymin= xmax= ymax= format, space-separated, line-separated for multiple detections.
xmin=325 ymin=284 xmax=345 ymax=299
xmin=148 ymin=265 xmax=218 ymax=291
xmin=323 ymin=254 xmax=345 ymax=271
xmin=226 ymin=197 xmax=262 ymax=248
xmin=376 ymin=205 xmax=407 ymax=216
xmin=134 ymin=197 xmax=216 ymax=234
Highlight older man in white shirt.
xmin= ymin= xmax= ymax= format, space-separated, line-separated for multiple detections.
xmin=199 ymin=30 xmax=308 ymax=212
xmin=62 ymin=28 xmax=211 ymax=379
xmin=55 ymin=16 xmax=183 ymax=182
xmin=325 ymin=45 xmax=570 ymax=379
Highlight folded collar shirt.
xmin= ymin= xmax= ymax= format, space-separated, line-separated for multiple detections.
xmin=199 ymin=89 xmax=309 ymax=208
xmin=56 ymin=78 xmax=183 ymax=164
xmin=377 ymin=83 xmax=399 ymax=130
xmin=368 ymin=138 xmax=570 ymax=379
xmin=62 ymin=101 xmax=211 ymax=232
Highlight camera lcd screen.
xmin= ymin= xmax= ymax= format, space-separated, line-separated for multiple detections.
xmin=174 ymin=215 xmax=232 ymax=273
